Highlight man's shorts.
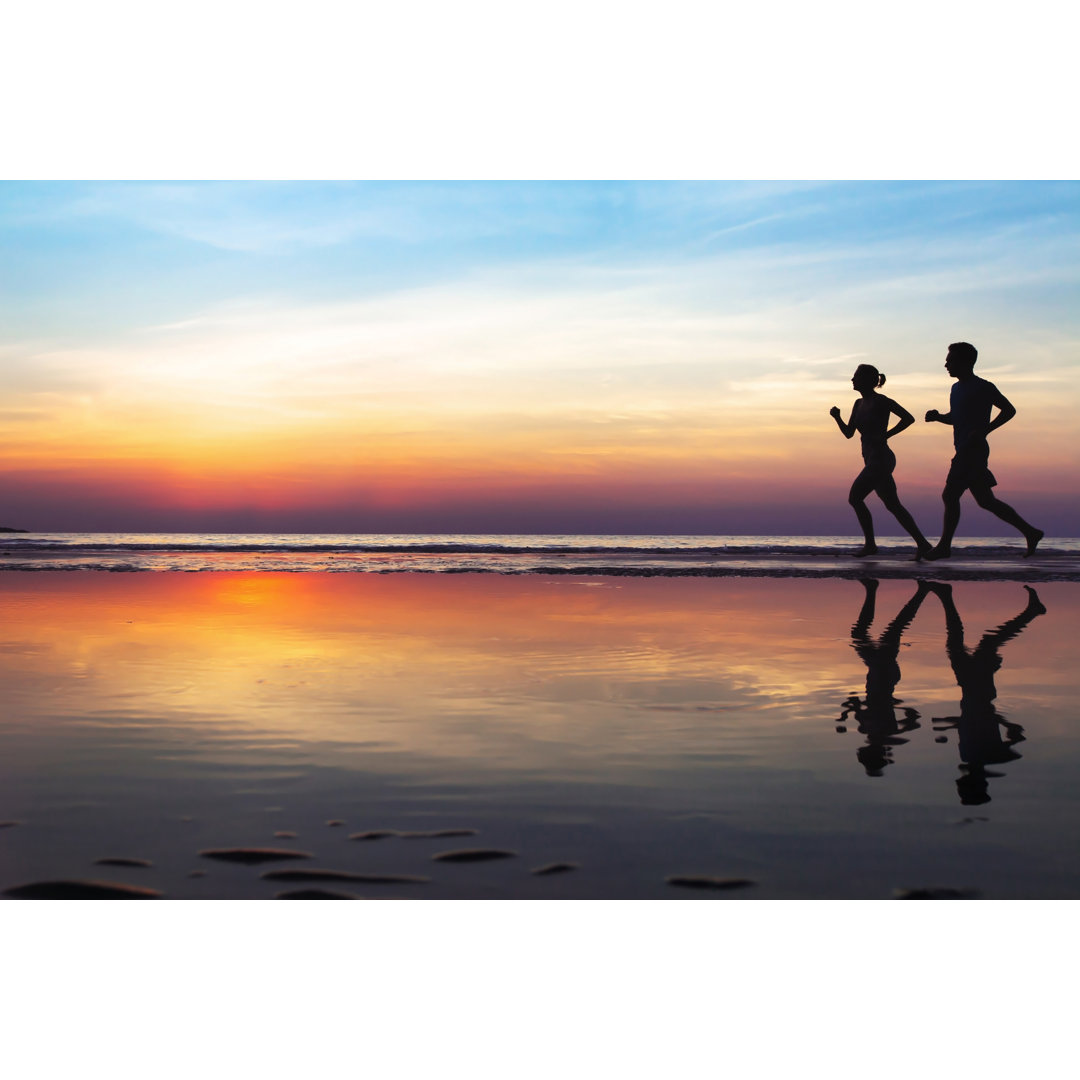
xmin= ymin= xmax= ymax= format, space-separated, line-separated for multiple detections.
xmin=946 ymin=440 xmax=997 ymax=493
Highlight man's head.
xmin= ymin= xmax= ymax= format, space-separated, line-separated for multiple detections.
xmin=945 ymin=341 xmax=978 ymax=378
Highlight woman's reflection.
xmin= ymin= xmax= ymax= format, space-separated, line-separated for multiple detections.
xmin=925 ymin=582 xmax=1045 ymax=805
xmin=837 ymin=579 xmax=929 ymax=776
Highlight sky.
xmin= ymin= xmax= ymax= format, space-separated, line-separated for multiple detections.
xmin=1 ymin=180 xmax=1078 ymax=535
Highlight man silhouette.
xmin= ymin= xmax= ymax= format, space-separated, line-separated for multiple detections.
xmin=924 ymin=342 xmax=1043 ymax=559
xmin=925 ymin=582 xmax=1044 ymax=804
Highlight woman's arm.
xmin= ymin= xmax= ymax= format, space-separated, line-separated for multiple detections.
xmin=886 ymin=398 xmax=915 ymax=440
xmin=830 ymin=402 xmax=857 ymax=439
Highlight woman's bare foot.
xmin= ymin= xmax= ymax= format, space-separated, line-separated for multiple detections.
xmin=924 ymin=545 xmax=951 ymax=561
xmin=1024 ymin=528 xmax=1044 ymax=557
xmin=915 ymin=544 xmax=934 ymax=562
xmin=852 ymin=544 xmax=878 ymax=558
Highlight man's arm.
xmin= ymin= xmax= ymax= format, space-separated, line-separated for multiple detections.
xmin=986 ymin=386 xmax=1017 ymax=436
xmin=925 ymin=408 xmax=953 ymax=424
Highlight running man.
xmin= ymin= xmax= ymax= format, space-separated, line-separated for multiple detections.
xmin=924 ymin=342 xmax=1043 ymax=559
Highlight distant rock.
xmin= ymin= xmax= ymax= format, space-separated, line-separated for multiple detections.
xmin=348 ymin=830 xmax=400 ymax=841
xmin=3 ymin=879 xmax=161 ymax=899
xmin=432 ymin=848 xmax=517 ymax=863
xmin=666 ymin=875 xmax=757 ymax=891
xmin=198 ymin=847 xmax=313 ymax=864
xmin=94 ymin=857 xmax=153 ymax=868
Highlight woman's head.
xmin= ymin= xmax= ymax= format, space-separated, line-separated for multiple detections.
xmin=852 ymin=364 xmax=886 ymax=391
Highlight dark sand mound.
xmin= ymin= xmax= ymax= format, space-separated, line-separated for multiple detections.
xmin=262 ymin=868 xmax=429 ymax=884
xmin=4 ymin=879 xmax=161 ymax=899
xmin=199 ymin=847 xmax=313 ymax=864
xmin=666 ymin=875 xmax=757 ymax=891
xmin=432 ymin=848 xmax=517 ymax=863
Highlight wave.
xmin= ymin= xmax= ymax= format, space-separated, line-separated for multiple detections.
xmin=2 ymin=535 xmax=1076 ymax=556
xmin=3 ymin=534 xmax=1078 ymax=580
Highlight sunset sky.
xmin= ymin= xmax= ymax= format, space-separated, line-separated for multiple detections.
xmin=2 ymin=180 xmax=1078 ymax=535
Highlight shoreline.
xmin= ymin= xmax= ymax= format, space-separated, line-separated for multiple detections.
xmin=1 ymin=554 xmax=1078 ymax=582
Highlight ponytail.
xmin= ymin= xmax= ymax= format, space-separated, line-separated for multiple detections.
xmin=853 ymin=363 xmax=885 ymax=388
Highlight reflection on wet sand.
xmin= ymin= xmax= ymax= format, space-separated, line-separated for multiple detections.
xmin=835 ymin=578 xmax=1046 ymax=804
xmin=0 ymin=572 xmax=1076 ymax=898
xmin=927 ymin=582 xmax=1045 ymax=805
xmin=837 ymin=579 xmax=927 ymax=776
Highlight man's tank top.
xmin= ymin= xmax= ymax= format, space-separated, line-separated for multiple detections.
xmin=950 ymin=377 xmax=997 ymax=449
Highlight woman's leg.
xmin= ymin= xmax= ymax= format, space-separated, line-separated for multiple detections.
xmin=848 ymin=470 xmax=877 ymax=555
xmin=876 ymin=475 xmax=932 ymax=555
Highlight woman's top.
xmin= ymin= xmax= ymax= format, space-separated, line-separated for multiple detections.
xmin=852 ymin=394 xmax=896 ymax=465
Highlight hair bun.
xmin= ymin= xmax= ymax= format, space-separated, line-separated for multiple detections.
xmin=877 ymin=373 xmax=887 ymax=387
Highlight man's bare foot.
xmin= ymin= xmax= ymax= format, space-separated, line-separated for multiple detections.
xmin=924 ymin=545 xmax=951 ymax=561
xmin=1023 ymin=585 xmax=1047 ymax=615
xmin=852 ymin=544 xmax=878 ymax=558
xmin=914 ymin=544 xmax=934 ymax=562
xmin=1024 ymin=528 xmax=1044 ymax=557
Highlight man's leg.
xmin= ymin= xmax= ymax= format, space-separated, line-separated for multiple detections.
xmin=970 ymin=482 xmax=1044 ymax=555
xmin=926 ymin=483 xmax=963 ymax=560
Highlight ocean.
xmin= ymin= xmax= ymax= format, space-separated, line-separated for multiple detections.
xmin=2 ymin=532 xmax=1079 ymax=577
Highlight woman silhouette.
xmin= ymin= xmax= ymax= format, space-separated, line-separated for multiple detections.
xmin=835 ymin=578 xmax=927 ymax=776
xmin=830 ymin=364 xmax=932 ymax=558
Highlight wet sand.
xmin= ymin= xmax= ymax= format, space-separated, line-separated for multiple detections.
xmin=1 ymin=570 xmax=1078 ymax=899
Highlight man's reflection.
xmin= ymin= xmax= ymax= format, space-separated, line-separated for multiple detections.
xmin=925 ymin=582 xmax=1045 ymax=805
xmin=837 ymin=579 xmax=929 ymax=776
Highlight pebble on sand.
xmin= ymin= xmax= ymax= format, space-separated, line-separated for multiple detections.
xmin=531 ymin=862 xmax=579 ymax=876
xmin=400 ymin=829 xmax=478 ymax=839
xmin=273 ymin=831 xmax=298 ymax=839
xmin=894 ymin=887 xmax=981 ymax=899
xmin=275 ymin=889 xmax=360 ymax=899
xmin=94 ymin=857 xmax=153 ymax=868
xmin=3 ymin=880 xmax=162 ymax=899
xmin=0 ymin=821 xmax=21 ymax=829
xmin=432 ymin=848 xmax=517 ymax=863
xmin=666 ymin=875 xmax=757 ymax=891
xmin=348 ymin=830 xmax=400 ymax=841
xmin=325 ymin=820 xmax=345 ymax=827
xmin=188 ymin=870 xmax=208 ymax=878
xmin=198 ymin=847 xmax=314 ymax=865
xmin=261 ymin=868 xmax=430 ymax=884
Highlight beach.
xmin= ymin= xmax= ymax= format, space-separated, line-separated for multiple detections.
xmin=2 ymin=540 xmax=1079 ymax=899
